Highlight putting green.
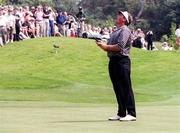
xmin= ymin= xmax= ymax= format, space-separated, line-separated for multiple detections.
xmin=0 ymin=101 xmax=179 ymax=133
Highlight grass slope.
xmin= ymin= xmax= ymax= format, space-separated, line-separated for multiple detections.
xmin=0 ymin=37 xmax=179 ymax=104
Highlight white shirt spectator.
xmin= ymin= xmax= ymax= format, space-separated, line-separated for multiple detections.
xmin=7 ymin=14 xmax=16 ymax=27
xmin=175 ymin=27 xmax=180 ymax=37
xmin=35 ymin=10 xmax=43 ymax=21
xmin=49 ymin=11 xmax=55 ymax=21
xmin=0 ymin=15 xmax=8 ymax=27
xmin=162 ymin=42 xmax=173 ymax=51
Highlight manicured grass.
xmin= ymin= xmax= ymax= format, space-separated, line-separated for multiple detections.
xmin=0 ymin=102 xmax=179 ymax=133
xmin=0 ymin=38 xmax=179 ymax=133
xmin=0 ymin=37 xmax=179 ymax=104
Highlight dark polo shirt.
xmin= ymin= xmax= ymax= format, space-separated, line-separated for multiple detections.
xmin=107 ymin=25 xmax=132 ymax=58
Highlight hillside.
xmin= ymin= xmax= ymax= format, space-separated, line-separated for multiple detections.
xmin=0 ymin=37 xmax=179 ymax=104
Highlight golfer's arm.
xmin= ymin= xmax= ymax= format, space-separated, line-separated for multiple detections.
xmin=97 ymin=42 xmax=122 ymax=52
xmin=105 ymin=44 xmax=121 ymax=52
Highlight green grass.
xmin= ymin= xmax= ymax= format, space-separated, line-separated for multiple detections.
xmin=0 ymin=37 xmax=179 ymax=104
xmin=0 ymin=38 xmax=180 ymax=133
xmin=0 ymin=102 xmax=180 ymax=133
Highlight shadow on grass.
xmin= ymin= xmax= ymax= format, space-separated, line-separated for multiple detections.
xmin=51 ymin=120 xmax=108 ymax=123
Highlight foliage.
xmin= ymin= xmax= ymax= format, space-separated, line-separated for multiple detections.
xmin=104 ymin=16 xmax=115 ymax=27
xmin=54 ymin=0 xmax=79 ymax=13
xmin=5 ymin=0 xmax=54 ymax=6
xmin=160 ymin=35 xmax=168 ymax=42
xmin=134 ymin=19 xmax=150 ymax=31
xmin=2 ymin=0 xmax=180 ymax=42
xmin=168 ymin=23 xmax=178 ymax=49
xmin=80 ymin=0 xmax=180 ymax=41
xmin=0 ymin=0 xmax=6 ymax=4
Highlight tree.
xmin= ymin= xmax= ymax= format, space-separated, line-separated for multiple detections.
xmin=2 ymin=0 xmax=180 ymax=41
xmin=0 ymin=0 xmax=5 ymax=4
xmin=168 ymin=23 xmax=178 ymax=50
xmin=135 ymin=0 xmax=145 ymax=21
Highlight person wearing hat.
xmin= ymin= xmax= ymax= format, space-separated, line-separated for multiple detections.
xmin=76 ymin=6 xmax=86 ymax=37
xmin=96 ymin=11 xmax=136 ymax=121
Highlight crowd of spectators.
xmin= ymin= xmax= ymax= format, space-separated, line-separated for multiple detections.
xmin=131 ymin=28 xmax=158 ymax=51
xmin=0 ymin=5 xmax=113 ymax=47
xmin=0 ymin=5 xmax=176 ymax=51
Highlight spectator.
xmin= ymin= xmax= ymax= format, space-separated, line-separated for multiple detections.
xmin=42 ymin=5 xmax=50 ymax=37
xmin=0 ymin=7 xmax=8 ymax=44
xmin=18 ymin=7 xmax=24 ymax=24
xmin=15 ymin=14 xmax=21 ymax=41
xmin=48 ymin=7 xmax=55 ymax=36
xmin=54 ymin=22 xmax=62 ymax=37
xmin=56 ymin=11 xmax=67 ymax=36
xmin=7 ymin=8 xmax=16 ymax=43
xmin=146 ymin=30 xmax=153 ymax=50
xmin=108 ymin=27 xmax=113 ymax=34
xmin=30 ymin=6 xmax=36 ymax=16
xmin=0 ymin=36 xmax=3 ymax=46
xmin=34 ymin=6 xmax=44 ymax=37
xmin=112 ymin=26 xmax=117 ymax=32
xmin=66 ymin=14 xmax=76 ymax=37
xmin=100 ymin=27 xmax=110 ymax=39
xmin=27 ymin=17 xmax=36 ymax=38
xmin=162 ymin=42 xmax=173 ymax=51
xmin=175 ymin=24 xmax=180 ymax=47
xmin=132 ymin=28 xmax=145 ymax=48
xmin=76 ymin=6 xmax=86 ymax=37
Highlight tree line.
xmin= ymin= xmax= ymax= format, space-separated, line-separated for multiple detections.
xmin=1 ymin=0 xmax=180 ymax=40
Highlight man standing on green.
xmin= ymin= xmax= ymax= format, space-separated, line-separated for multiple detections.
xmin=96 ymin=11 xmax=136 ymax=121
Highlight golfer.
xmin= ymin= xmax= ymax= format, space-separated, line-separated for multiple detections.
xmin=96 ymin=11 xmax=136 ymax=121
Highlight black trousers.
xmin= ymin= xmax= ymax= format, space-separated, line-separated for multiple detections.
xmin=109 ymin=56 xmax=136 ymax=117
xmin=147 ymin=41 xmax=153 ymax=50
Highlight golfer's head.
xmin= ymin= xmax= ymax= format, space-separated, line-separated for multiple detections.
xmin=116 ymin=11 xmax=132 ymax=26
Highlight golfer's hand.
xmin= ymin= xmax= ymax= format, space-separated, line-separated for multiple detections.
xmin=96 ymin=41 xmax=108 ymax=51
